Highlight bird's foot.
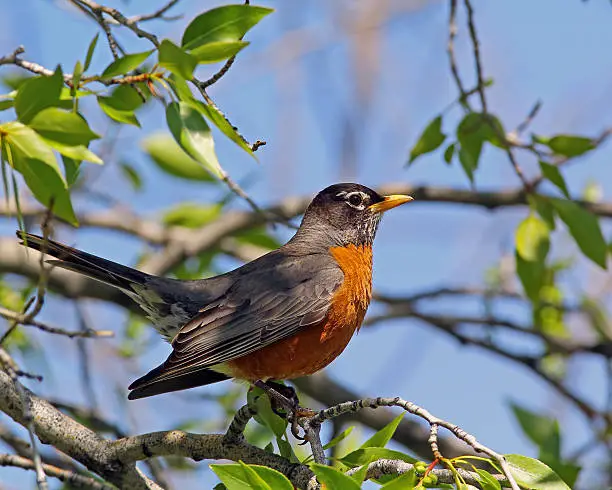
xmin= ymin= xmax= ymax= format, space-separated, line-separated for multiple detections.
xmin=253 ymin=380 xmax=316 ymax=441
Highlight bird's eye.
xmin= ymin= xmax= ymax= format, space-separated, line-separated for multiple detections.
xmin=345 ymin=192 xmax=365 ymax=209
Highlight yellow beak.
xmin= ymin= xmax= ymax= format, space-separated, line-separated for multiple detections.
xmin=368 ymin=194 xmax=414 ymax=213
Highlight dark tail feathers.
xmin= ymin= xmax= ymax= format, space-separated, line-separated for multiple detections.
xmin=128 ymin=363 xmax=230 ymax=399
xmin=17 ymin=231 xmax=150 ymax=291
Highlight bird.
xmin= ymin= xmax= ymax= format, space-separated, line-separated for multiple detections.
xmin=17 ymin=183 xmax=412 ymax=405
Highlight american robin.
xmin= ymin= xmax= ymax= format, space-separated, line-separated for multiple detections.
xmin=17 ymin=183 xmax=412 ymax=405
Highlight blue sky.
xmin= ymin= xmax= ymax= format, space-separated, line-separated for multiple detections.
xmin=1 ymin=0 xmax=612 ymax=488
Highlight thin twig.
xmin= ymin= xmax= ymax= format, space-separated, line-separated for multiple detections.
xmin=344 ymin=459 xmax=507 ymax=487
xmin=0 ymin=349 xmax=47 ymax=490
xmin=308 ymin=397 xmax=520 ymax=490
xmin=0 ymin=453 xmax=114 ymax=490
xmin=447 ymin=0 xmax=470 ymax=108
xmin=0 ymin=306 xmax=113 ymax=340
xmin=464 ymin=0 xmax=487 ymax=113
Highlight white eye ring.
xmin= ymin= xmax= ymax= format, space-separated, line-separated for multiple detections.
xmin=344 ymin=191 xmax=367 ymax=210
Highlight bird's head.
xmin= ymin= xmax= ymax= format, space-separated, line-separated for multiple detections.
xmin=294 ymin=183 xmax=413 ymax=248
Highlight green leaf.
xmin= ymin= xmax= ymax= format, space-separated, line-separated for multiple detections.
xmin=1 ymin=121 xmax=59 ymax=171
xmin=408 ymin=115 xmax=445 ymax=164
xmin=168 ymin=74 xmax=194 ymax=102
xmin=211 ymin=464 xmax=280 ymax=490
xmin=510 ymin=403 xmax=560 ymax=461
xmin=505 ymin=454 xmax=571 ymax=490
xmin=515 ymin=214 xmax=549 ymax=301
xmin=0 ymin=99 xmax=13 ymax=112
xmin=163 ymin=203 xmax=222 ymax=228
xmin=62 ymin=156 xmax=80 ymax=186
xmin=182 ymin=5 xmax=273 ymax=49
xmin=529 ymin=195 xmax=556 ymax=231
xmin=235 ymin=228 xmax=281 ymax=250
xmin=380 ymin=470 xmax=417 ymax=489
xmin=84 ymin=33 xmax=99 ymax=72
xmin=119 ymin=161 xmax=142 ymax=191
xmin=310 ymin=464 xmax=361 ymax=490
xmin=550 ymin=198 xmax=607 ymax=268
xmin=71 ymin=61 xmax=83 ymax=99
xmin=322 ymin=426 xmax=354 ymax=451
xmin=539 ymin=162 xmax=569 ymax=198
xmin=97 ymin=85 xmax=143 ymax=127
xmin=15 ymin=67 xmax=63 ymax=124
xmin=277 ymin=437 xmax=298 ymax=463
xmin=474 ymin=469 xmax=502 ymax=490
xmin=340 ymin=447 xmax=416 ymax=468
xmin=28 ymin=108 xmax=100 ymax=146
xmin=443 ymin=142 xmax=455 ymax=164
xmin=189 ymin=41 xmax=249 ymax=64
xmin=248 ymin=388 xmax=288 ymax=438
xmin=360 ymin=412 xmax=405 ymax=449
xmin=516 ymin=252 xmax=544 ymax=302
xmin=456 ymin=112 xmax=503 ymax=182
xmin=141 ymin=133 xmax=216 ymax=181
xmin=159 ymin=40 xmax=197 ymax=79
xmin=101 ymin=50 xmax=154 ymax=79
xmin=545 ymin=135 xmax=594 ymax=157
xmin=195 ymin=101 xmax=254 ymax=157
xmin=166 ymin=101 xmax=223 ymax=178
xmin=515 ymin=214 xmax=550 ymax=262
xmin=238 ymin=462 xmax=273 ymax=490
xmin=13 ymin=155 xmax=77 ymax=225
xmin=42 ymin=139 xmax=102 ymax=165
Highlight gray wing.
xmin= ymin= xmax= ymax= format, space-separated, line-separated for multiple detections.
xmin=129 ymin=253 xmax=343 ymax=392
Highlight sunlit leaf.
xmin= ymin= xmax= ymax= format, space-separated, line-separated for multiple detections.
xmin=1 ymin=121 xmax=58 ymax=171
xmin=310 ymin=464 xmax=361 ymax=490
xmin=474 ymin=469 xmax=501 ymax=490
xmin=15 ymin=67 xmax=63 ymax=123
xmin=158 ymin=39 xmax=197 ymax=79
xmin=340 ymin=447 xmax=416 ymax=468
xmin=182 ymin=5 xmax=273 ymax=49
xmin=13 ymin=155 xmax=77 ymax=225
xmin=195 ymin=101 xmax=254 ymax=157
xmin=166 ymin=101 xmax=223 ymax=178
xmin=379 ymin=470 xmax=417 ymax=489
xmin=84 ymin=33 xmax=100 ymax=71
xmin=360 ymin=412 xmax=405 ymax=449
xmin=101 ymin=50 xmax=154 ymax=79
xmin=211 ymin=463 xmax=291 ymax=490
xmin=97 ymin=85 xmax=143 ymax=127
xmin=28 ymin=107 xmax=100 ymax=146
xmin=142 ymin=132 xmax=215 ymax=181
xmin=408 ymin=115 xmax=445 ymax=164
xmin=162 ymin=203 xmax=222 ymax=228
xmin=505 ymin=454 xmax=571 ymax=490
xmin=515 ymin=214 xmax=550 ymax=262
xmin=43 ymin=139 xmax=102 ymax=165
xmin=322 ymin=426 xmax=354 ymax=451
xmin=189 ymin=41 xmax=249 ymax=64
xmin=545 ymin=135 xmax=594 ymax=157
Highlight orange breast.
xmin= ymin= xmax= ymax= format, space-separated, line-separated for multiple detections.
xmin=227 ymin=244 xmax=373 ymax=381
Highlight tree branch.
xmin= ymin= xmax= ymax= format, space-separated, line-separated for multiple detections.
xmin=0 ymin=453 xmax=114 ymax=490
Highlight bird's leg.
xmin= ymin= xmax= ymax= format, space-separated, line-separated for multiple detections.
xmin=253 ymin=380 xmax=316 ymax=441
